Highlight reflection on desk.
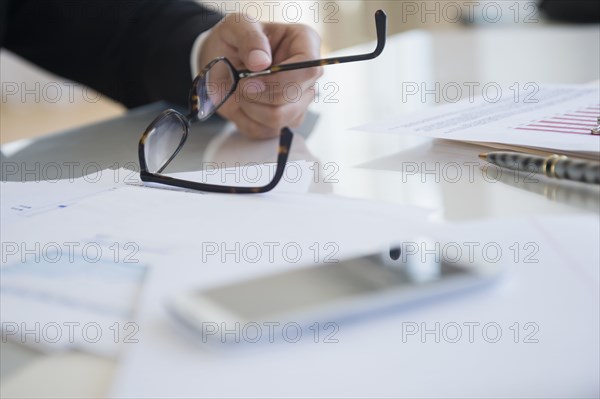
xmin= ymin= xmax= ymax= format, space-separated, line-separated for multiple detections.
xmin=494 ymin=169 xmax=600 ymax=213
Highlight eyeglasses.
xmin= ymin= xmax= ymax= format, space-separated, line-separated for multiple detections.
xmin=138 ymin=9 xmax=387 ymax=194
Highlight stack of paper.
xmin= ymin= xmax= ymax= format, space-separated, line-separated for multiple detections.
xmin=355 ymin=84 xmax=600 ymax=159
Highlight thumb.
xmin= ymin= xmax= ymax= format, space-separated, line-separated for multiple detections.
xmin=220 ymin=15 xmax=272 ymax=71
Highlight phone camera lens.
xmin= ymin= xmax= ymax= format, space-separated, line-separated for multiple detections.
xmin=389 ymin=247 xmax=401 ymax=261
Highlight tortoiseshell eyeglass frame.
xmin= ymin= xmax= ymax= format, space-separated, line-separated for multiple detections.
xmin=138 ymin=9 xmax=387 ymax=194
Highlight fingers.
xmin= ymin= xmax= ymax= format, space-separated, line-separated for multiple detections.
xmin=264 ymin=22 xmax=322 ymax=63
xmin=216 ymin=14 xmax=272 ymax=71
xmin=242 ymin=92 xmax=314 ymax=128
xmin=207 ymin=18 xmax=323 ymax=139
xmin=218 ymin=87 xmax=316 ymax=139
xmin=233 ymin=109 xmax=281 ymax=139
xmin=244 ymin=23 xmax=323 ymax=102
xmin=239 ymin=77 xmax=319 ymax=106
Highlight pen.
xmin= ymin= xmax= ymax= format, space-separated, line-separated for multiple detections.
xmin=479 ymin=151 xmax=600 ymax=185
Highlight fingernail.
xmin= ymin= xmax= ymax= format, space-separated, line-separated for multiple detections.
xmin=248 ymin=49 xmax=271 ymax=69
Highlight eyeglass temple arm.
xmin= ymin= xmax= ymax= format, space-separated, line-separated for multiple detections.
xmin=237 ymin=10 xmax=387 ymax=79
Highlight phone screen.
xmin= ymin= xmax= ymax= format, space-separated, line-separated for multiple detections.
xmin=199 ymin=254 xmax=471 ymax=320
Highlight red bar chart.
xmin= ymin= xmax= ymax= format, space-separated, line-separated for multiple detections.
xmin=515 ymin=105 xmax=600 ymax=135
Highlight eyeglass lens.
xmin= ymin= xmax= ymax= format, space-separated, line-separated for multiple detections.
xmin=197 ymin=59 xmax=237 ymax=121
xmin=144 ymin=112 xmax=187 ymax=174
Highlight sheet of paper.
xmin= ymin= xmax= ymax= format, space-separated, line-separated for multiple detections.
xmin=354 ymin=85 xmax=600 ymax=154
xmin=1 ymin=170 xmax=432 ymax=358
xmin=0 ymin=161 xmax=315 ymax=226
xmin=110 ymin=215 xmax=599 ymax=398
xmin=0 ymin=168 xmax=139 ymax=225
xmin=0 ymin=238 xmax=148 ymax=357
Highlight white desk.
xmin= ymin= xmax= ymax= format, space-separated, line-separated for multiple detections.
xmin=1 ymin=24 xmax=599 ymax=398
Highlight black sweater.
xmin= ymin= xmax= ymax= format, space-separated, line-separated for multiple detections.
xmin=1 ymin=0 xmax=222 ymax=107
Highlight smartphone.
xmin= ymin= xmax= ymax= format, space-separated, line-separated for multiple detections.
xmin=167 ymin=243 xmax=502 ymax=342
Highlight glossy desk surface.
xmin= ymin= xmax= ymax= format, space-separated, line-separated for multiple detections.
xmin=1 ymin=25 xmax=599 ymax=398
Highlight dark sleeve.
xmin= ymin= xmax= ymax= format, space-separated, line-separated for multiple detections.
xmin=3 ymin=0 xmax=222 ymax=108
xmin=539 ymin=0 xmax=600 ymax=23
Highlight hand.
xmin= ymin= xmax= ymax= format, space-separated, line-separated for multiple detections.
xmin=198 ymin=14 xmax=323 ymax=139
